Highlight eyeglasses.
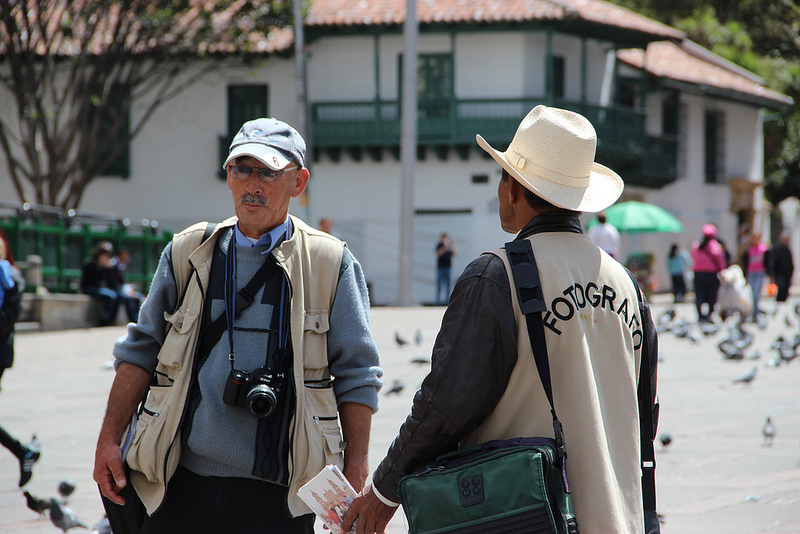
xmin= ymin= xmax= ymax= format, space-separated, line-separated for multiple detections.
xmin=228 ymin=164 xmax=298 ymax=182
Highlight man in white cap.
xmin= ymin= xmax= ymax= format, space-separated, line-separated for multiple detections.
xmin=94 ymin=118 xmax=383 ymax=533
xmin=344 ymin=106 xmax=660 ymax=534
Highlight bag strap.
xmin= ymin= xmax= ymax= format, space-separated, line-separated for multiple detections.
xmin=504 ymin=239 xmax=566 ymax=463
xmin=625 ymin=268 xmax=658 ymax=514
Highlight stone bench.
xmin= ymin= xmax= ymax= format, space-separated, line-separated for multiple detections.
xmin=22 ymin=292 xmax=127 ymax=331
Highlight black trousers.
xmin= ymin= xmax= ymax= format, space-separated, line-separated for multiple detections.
xmin=0 ymin=423 xmax=25 ymax=458
xmin=139 ymin=466 xmax=315 ymax=534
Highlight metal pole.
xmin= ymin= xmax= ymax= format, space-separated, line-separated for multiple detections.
xmin=397 ymin=0 xmax=418 ymax=306
xmin=294 ymin=0 xmax=312 ymax=222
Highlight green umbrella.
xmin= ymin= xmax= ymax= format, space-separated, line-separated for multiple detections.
xmin=587 ymin=201 xmax=683 ymax=234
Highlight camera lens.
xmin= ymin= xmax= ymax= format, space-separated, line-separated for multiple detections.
xmin=246 ymin=384 xmax=278 ymax=418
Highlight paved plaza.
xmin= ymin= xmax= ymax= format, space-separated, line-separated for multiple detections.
xmin=1 ymin=296 xmax=799 ymax=533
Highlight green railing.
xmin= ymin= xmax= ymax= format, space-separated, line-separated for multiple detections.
xmin=0 ymin=203 xmax=173 ymax=294
xmin=310 ymin=97 xmax=678 ymax=188
xmin=311 ymin=97 xmax=646 ymax=147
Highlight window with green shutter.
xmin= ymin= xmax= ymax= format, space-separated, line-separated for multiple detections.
xmin=552 ymin=56 xmax=565 ymax=99
xmin=417 ymin=54 xmax=453 ymax=120
xmin=95 ymin=84 xmax=130 ymax=178
xmin=220 ymin=84 xmax=268 ymax=178
xmin=704 ymin=109 xmax=725 ymax=184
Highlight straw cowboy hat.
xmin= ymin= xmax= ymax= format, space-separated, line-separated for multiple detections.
xmin=476 ymin=105 xmax=623 ymax=213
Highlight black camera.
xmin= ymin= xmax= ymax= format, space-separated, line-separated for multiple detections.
xmin=222 ymin=367 xmax=283 ymax=418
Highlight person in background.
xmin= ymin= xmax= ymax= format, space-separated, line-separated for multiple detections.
xmin=0 ymin=236 xmax=24 ymax=388
xmin=80 ymin=241 xmax=120 ymax=326
xmin=434 ymin=233 xmax=456 ymax=305
xmin=734 ymin=223 xmax=751 ymax=269
xmin=667 ymin=243 xmax=692 ymax=303
xmin=767 ymin=232 xmax=794 ymax=304
xmin=744 ymin=231 xmax=768 ymax=320
xmin=318 ymin=217 xmax=334 ymax=235
xmin=0 ymin=236 xmax=41 ymax=487
xmin=109 ymin=248 xmax=143 ymax=323
xmin=586 ymin=211 xmax=621 ymax=259
xmin=344 ymin=105 xmax=659 ymax=534
xmin=690 ymin=224 xmax=727 ymax=323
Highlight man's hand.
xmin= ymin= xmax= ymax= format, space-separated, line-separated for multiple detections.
xmin=92 ymin=362 xmax=151 ymax=505
xmin=342 ymin=485 xmax=397 ymax=534
xmin=94 ymin=438 xmax=128 ymax=505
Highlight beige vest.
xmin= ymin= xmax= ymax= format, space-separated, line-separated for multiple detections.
xmin=462 ymin=233 xmax=645 ymax=534
xmin=125 ymin=215 xmax=345 ymax=516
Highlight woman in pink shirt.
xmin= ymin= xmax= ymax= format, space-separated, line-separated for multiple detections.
xmin=745 ymin=232 xmax=768 ymax=319
xmin=690 ymin=224 xmax=728 ymax=322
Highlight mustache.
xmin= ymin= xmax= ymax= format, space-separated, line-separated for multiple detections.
xmin=240 ymin=193 xmax=268 ymax=206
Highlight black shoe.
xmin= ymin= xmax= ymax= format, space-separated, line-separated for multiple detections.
xmin=18 ymin=443 xmax=41 ymax=487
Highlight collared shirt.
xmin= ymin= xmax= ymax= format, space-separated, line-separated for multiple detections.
xmin=234 ymin=218 xmax=290 ymax=252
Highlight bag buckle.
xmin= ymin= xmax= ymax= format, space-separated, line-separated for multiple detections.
xmin=553 ymin=419 xmax=567 ymax=462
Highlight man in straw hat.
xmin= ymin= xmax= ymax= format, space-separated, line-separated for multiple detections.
xmin=344 ymin=106 xmax=660 ymax=534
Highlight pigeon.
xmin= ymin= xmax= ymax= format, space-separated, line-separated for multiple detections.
xmin=384 ymin=379 xmax=405 ymax=395
xmin=687 ymin=328 xmax=702 ymax=344
xmin=656 ymin=310 xmax=675 ymax=332
xmin=414 ymin=328 xmax=423 ymax=345
xmin=732 ymin=367 xmax=757 ymax=386
xmin=700 ymin=323 xmax=720 ymax=336
xmin=659 ymin=433 xmax=673 ymax=450
xmin=394 ymin=332 xmax=408 ymax=347
xmin=48 ymin=499 xmax=89 ymax=532
xmin=659 ymin=308 xmax=675 ymax=322
xmin=409 ymin=356 xmax=431 ymax=365
xmin=58 ymin=478 xmax=77 ymax=502
xmin=91 ymin=514 xmax=112 ymax=534
xmin=762 ymin=417 xmax=776 ymax=446
xmin=772 ymin=335 xmax=798 ymax=363
xmin=771 ymin=335 xmax=788 ymax=351
xmin=672 ymin=323 xmax=690 ymax=339
xmin=23 ymin=490 xmax=49 ymax=518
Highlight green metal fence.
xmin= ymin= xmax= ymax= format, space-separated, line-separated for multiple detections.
xmin=0 ymin=203 xmax=173 ymax=294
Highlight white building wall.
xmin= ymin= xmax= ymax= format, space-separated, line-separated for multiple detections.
xmin=619 ymin=92 xmax=766 ymax=293
xmin=0 ymin=28 xmax=773 ymax=305
xmin=79 ymin=58 xmax=300 ymax=233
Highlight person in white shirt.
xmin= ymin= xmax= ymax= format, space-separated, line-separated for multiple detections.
xmin=587 ymin=212 xmax=621 ymax=259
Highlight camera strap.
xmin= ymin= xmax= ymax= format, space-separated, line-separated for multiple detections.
xmin=196 ymin=242 xmax=279 ymax=360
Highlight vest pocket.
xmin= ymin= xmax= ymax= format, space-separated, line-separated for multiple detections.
xmin=303 ymin=309 xmax=330 ymax=369
xmin=160 ymin=307 xmax=200 ymax=369
xmin=125 ymin=397 xmax=172 ymax=484
xmin=296 ymin=381 xmax=344 ymax=486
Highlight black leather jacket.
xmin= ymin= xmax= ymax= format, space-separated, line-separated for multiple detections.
xmin=372 ymin=211 xmax=659 ymax=502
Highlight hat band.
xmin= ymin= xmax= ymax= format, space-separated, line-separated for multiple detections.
xmin=507 ymin=149 xmax=591 ymax=188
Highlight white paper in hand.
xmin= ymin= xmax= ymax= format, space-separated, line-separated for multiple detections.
xmin=297 ymin=465 xmax=357 ymax=534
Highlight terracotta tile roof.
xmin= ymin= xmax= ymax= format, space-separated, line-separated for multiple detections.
xmin=618 ymin=41 xmax=794 ymax=108
xmin=0 ymin=0 xmax=292 ymax=57
xmin=305 ymin=0 xmax=683 ymax=40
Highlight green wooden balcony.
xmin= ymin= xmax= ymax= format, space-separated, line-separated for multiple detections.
xmin=310 ymin=98 xmax=679 ymax=189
